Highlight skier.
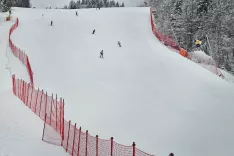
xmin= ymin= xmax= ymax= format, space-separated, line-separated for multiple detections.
xmin=92 ymin=29 xmax=96 ymax=34
xmin=169 ymin=153 xmax=174 ymax=156
xmin=50 ymin=21 xmax=53 ymax=26
xmin=76 ymin=11 xmax=78 ymax=16
xmin=195 ymin=39 xmax=201 ymax=49
xmin=100 ymin=50 xmax=104 ymax=58
xmin=118 ymin=41 xmax=122 ymax=47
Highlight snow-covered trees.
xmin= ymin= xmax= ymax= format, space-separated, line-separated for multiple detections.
xmin=0 ymin=0 xmax=31 ymax=12
xmin=66 ymin=0 xmax=124 ymax=9
xmin=0 ymin=0 xmax=12 ymax=12
xmin=148 ymin=0 xmax=234 ymax=74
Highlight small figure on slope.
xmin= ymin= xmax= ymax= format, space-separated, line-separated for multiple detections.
xmin=92 ymin=29 xmax=96 ymax=34
xmin=76 ymin=11 xmax=78 ymax=16
xmin=195 ymin=39 xmax=202 ymax=50
xmin=169 ymin=153 xmax=174 ymax=156
xmin=118 ymin=41 xmax=122 ymax=47
xmin=50 ymin=21 xmax=53 ymax=26
xmin=100 ymin=50 xmax=104 ymax=59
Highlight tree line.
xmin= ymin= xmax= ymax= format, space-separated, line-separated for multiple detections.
xmin=147 ymin=0 xmax=234 ymax=74
xmin=64 ymin=0 xmax=125 ymax=9
xmin=0 ymin=0 xmax=31 ymax=12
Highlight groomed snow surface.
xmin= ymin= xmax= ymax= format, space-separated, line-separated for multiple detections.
xmin=1 ymin=7 xmax=234 ymax=156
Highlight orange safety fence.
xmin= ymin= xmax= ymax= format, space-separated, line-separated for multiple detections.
xmin=12 ymin=75 xmax=64 ymax=137
xmin=42 ymin=120 xmax=154 ymax=156
xmin=9 ymin=18 xmax=34 ymax=85
xmin=9 ymin=15 xmax=154 ymax=156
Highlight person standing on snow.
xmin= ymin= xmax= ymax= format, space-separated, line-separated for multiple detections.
xmin=195 ymin=39 xmax=201 ymax=48
xmin=100 ymin=50 xmax=104 ymax=58
xmin=76 ymin=11 xmax=78 ymax=16
xmin=169 ymin=153 xmax=174 ymax=156
xmin=92 ymin=29 xmax=96 ymax=34
xmin=118 ymin=41 xmax=122 ymax=47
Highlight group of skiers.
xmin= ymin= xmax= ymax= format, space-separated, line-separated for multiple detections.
xmin=48 ymin=10 xmax=123 ymax=59
xmin=92 ymin=28 xmax=122 ymax=59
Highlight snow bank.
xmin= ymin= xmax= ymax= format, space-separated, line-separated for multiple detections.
xmin=221 ymin=70 xmax=234 ymax=83
xmin=190 ymin=50 xmax=215 ymax=65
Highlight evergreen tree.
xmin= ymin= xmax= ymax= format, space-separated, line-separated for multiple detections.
xmin=103 ymin=0 xmax=108 ymax=7
xmin=121 ymin=2 xmax=124 ymax=7
xmin=1 ymin=0 xmax=11 ymax=12
xmin=91 ymin=0 xmax=96 ymax=7
xmin=116 ymin=2 xmax=119 ymax=7
xmin=76 ymin=0 xmax=81 ymax=8
xmin=109 ymin=0 xmax=116 ymax=7
xmin=69 ymin=0 xmax=76 ymax=9
xmin=81 ymin=0 xmax=86 ymax=5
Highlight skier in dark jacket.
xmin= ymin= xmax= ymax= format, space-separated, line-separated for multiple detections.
xmin=169 ymin=153 xmax=174 ymax=156
xmin=92 ymin=29 xmax=96 ymax=34
xmin=76 ymin=11 xmax=78 ymax=16
xmin=100 ymin=50 xmax=104 ymax=58
xmin=50 ymin=21 xmax=53 ymax=26
xmin=118 ymin=41 xmax=122 ymax=47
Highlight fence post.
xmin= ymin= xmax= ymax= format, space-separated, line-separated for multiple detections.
xmin=60 ymin=97 xmax=63 ymax=136
xmin=20 ymin=80 xmax=24 ymax=101
xmin=85 ymin=130 xmax=88 ymax=156
xmin=34 ymin=88 xmax=40 ymax=113
xmin=16 ymin=18 xmax=19 ymax=26
xmin=21 ymin=80 xmax=24 ymax=101
xmin=132 ymin=142 xmax=136 ymax=156
xmin=23 ymin=81 xmax=26 ymax=103
xmin=96 ymin=135 xmax=98 ymax=156
xmin=22 ymin=80 xmax=25 ymax=101
xmin=19 ymin=79 xmax=21 ymax=99
xmin=50 ymin=94 xmax=53 ymax=125
xmin=21 ymin=81 xmax=24 ymax=101
xmin=29 ymin=85 xmax=34 ymax=109
xmin=16 ymin=78 xmax=19 ymax=97
xmin=77 ymin=127 xmax=81 ymax=156
xmin=42 ymin=113 xmax=47 ymax=141
xmin=63 ymin=99 xmax=65 ymax=139
xmin=56 ymin=94 xmax=58 ymax=131
xmin=12 ymin=75 xmax=15 ymax=94
xmin=18 ymin=79 xmax=21 ymax=98
xmin=26 ymin=83 xmax=30 ymax=106
xmin=66 ymin=120 xmax=71 ymax=152
xmin=39 ymin=90 xmax=44 ymax=118
xmin=72 ymin=123 xmax=77 ymax=156
xmin=111 ymin=137 xmax=114 ymax=156
xmin=44 ymin=92 xmax=48 ymax=121
xmin=61 ymin=117 xmax=64 ymax=146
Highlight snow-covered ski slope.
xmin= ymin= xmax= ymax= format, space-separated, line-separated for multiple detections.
xmin=0 ymin=13 xmax=68 ymax=155
xmin=7 ymin=7 xmax=234 ymax=156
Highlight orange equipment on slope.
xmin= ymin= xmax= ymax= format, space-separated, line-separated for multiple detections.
xmin=180 ymin=48 xmax=188 ymax=57
xmin=6 ymin=16 xmax=11 ymax=21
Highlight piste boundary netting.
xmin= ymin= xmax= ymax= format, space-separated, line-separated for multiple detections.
xmin=42 ymin=120 xmax=154 ymax=156
xmin=149 ymin=8 xmax=225 ymax=78
xmin=9 ymin=16 xmax=154 ymax=156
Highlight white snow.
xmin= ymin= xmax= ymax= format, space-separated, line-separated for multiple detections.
xmin=1 ymin=7 xmax=234 ymax=156
xmin=190 ymin=50 xmax=215 ymax=65
xmin=0 ymin=12 xmax=68 ymax=156
xmin=221 ymin=69 xmax=234 ymax=83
